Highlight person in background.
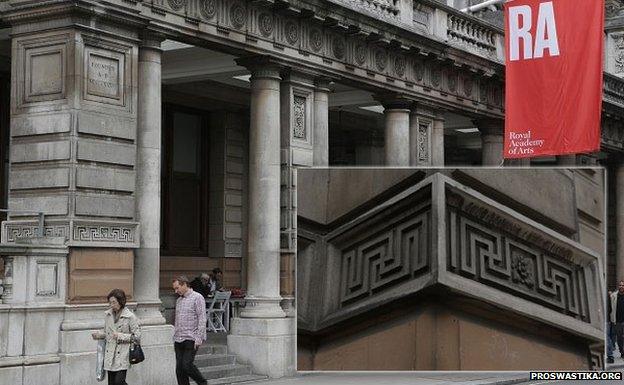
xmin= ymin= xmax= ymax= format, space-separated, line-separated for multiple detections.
xmin=608 ymin=290 xmax=615 ymax=364
xmin=190 ymin=273 xmax=212 ymax=298
xmin=172 ymin=275 xmax=207 ymax=385
xmin=610 ymin=281 xmax=624 ymax=359
xmin=212 ymin=268 xmax=223 ymax=292
xmin=92 ymin=289 xmax=141 ymax=385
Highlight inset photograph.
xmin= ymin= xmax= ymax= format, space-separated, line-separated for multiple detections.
xmin=297 ymin=168 xmax=605 ymax=371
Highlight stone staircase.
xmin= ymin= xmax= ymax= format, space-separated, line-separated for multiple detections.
xmin=192 ymin=333 xmax=267 ymax=385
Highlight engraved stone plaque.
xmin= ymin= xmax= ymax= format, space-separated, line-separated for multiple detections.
xmin=87 ymin=53 xmax=120 ymax=99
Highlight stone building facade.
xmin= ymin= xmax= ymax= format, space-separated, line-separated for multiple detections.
xmin=0 ymin=0 xmax=617 ymax=383
xmin=297 ymin=169 xmax=605 ymax=370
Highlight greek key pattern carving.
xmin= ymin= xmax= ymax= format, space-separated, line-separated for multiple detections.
xmin=447 ymin=209 xmax=590 ymax=323
xmin=340 ymin=211 xmax=430 ymax=305
xmin=5 ymin=225 xmax=69 ymax=242
xmin=74 ymin=225 xmax=134 ymax=243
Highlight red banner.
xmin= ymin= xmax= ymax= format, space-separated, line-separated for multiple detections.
xmin=504 ymin=0 xmax=604 ymax=158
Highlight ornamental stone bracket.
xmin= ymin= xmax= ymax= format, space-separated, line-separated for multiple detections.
xmin=1 ymin=219 xmax=140 ymax=248
xmin=297 ymin=173 xmax=604 ymax=344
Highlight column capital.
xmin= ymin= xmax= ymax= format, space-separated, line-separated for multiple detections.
xmin=314 ymin=77 xmax=334 ymax=92
xmin=474 ymin=118 xmax=504 ymax=136
xmin=374 ymin=93 xmax=412 ymax=110
xmin=236 ymin=55 xmax=284 ymax=81
xmin=139 ymin=31 xmax=166 ymax=51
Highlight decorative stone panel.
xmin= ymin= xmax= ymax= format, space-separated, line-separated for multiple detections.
xmin=298 ymin=172 xmax=604 ymax=346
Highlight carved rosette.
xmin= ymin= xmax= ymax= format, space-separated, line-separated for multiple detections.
xmin=309 ymin=29 xmax=323 ymax=53
xmin=447 ymin=71 xmax=457 ymax=92
xmin=375 ymin=49 xmax=387 ymax=71
xmin=230 ymin=2 xmax=246 ymax=30
xmin=332 ymin=38 xmax=345 ymax=60
xmin=168 ymin=0 xmax=186 ymax=11
xmin=431 ymin=68 xmax=441 ymax=87
xmin=200 ymin=0 xmax=217 ymax=19
xmin=355 ymin=43 xmax=367 ymax=66
xmin=293 ymin=96 xmax=306 ymax=139
xmin=394 ymin=56 xmax=406 ymax=78
xmin=463 ymin=75 xmax=473 ymax=97
xmin=479 ymin=81 xmax=488 ymax=103
xmin=285 ymin=21 xmax=299 ymax=45
xmin=259 ymin=13 xmax=274 ymax=37
xmin=414 ymin=62 xmax=425 ymax=82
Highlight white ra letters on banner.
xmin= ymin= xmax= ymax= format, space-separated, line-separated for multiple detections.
xmin=509 ymin=1 xmax=560 ymax=61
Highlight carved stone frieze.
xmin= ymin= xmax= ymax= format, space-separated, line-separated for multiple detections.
xmin=2 ymin=219 xmax=140 ymax=247
xmin=230 ymin=2 xmax=246 ymax=30
xmin=200 ymin=0 xmax=217 ymax=19
xmin=258 ymin=12 xmax=274 ymax=37
xmin=394 ymin=56 xmax=406 ymax=78
xmin=332 ymin=37 xmax=346 ymax=60
xmin=293 ymin=96 xmax=306 ymax=139
xmin=340 ymin=210 xmax=430 ymax=305
xmin=309 ymin=29 xmax=323 ymax=53
xmin=613 ymin=33 xmax=624 ymax=74
xmin=168 ymin=0 xmax=186 ymax=11
xmin=375 ymin=48 xmax=387 ymax=71
xmin=285 ymin=20 xmax=299 ymax=45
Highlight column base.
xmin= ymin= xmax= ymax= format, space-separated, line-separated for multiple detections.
xmin=240 ymin=296 xmax=286 ymax=318
xmin=134 ymin=300 xmax=167 ymax=325
xmin=227 ymin=317 xmax=296 ymax=378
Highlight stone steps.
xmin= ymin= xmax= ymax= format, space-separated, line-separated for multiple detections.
xmin=190 ymin=333 xmax=267 ymax=385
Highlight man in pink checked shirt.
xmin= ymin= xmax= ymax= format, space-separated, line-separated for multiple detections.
xmin=172 ymin=275 xmax=207 ymax=385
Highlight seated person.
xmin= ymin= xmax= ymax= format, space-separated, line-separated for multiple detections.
xmin=190 ymin=273 xmax=213 ymax=298
xmin=212 ymin=268 xmax=224 ymax=292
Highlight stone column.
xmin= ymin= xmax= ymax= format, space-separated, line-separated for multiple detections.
xmin=377 ymin=95 xmax=411 ymax=166
xmin=431 ymin=112 xmax=445 ymax=166
xmin=313 ymin=78 xmax=330 ymax=166
xmin=235 ymin=57 xmax=285 ymax=318
xmin=476 ymin=118 xmax=504 ymax=166
xmin=134 ymin=35 xmax=165 ymax=324
xmin=229 ymin=57 xmax=294 ymax=379
xmin=616 ymin=164 xmax=624 ymax=283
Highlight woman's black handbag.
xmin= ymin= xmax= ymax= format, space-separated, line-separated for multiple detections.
xmin=129 ymin=336 xmax=145 ymax=364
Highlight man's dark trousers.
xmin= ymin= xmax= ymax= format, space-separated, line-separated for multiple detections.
xmin=174 ymin=340 xmax=207 ymax=385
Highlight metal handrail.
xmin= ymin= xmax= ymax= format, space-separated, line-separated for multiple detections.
xmin=0 ymin=209 xmax=45 ymax=237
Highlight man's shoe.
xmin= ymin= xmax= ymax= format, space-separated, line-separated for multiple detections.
xmin=608 ymin=357 xmax=615 ymax=364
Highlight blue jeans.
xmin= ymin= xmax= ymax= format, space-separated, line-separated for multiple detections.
xmin=608 ymin=322 xmax=615 ymax=359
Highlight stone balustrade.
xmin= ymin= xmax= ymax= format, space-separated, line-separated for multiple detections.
xmin=447 ymin=12 xmax=499 ymax=59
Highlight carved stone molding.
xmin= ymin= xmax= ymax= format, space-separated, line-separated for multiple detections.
xmin=2 ymin=219 xmax=140 ymax=248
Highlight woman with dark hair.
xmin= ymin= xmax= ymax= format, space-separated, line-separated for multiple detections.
xmin=92 ymin=288 xmax=141 ymax=385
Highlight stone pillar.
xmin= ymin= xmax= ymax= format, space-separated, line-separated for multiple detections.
xmin=476 ymin=118 xmax=504 ymax=166
xmin=313 ymin=78 xmax=330 ymax=166
xmin=431 ymin=112 xmax=445 ymax=166
xmin=377 ymin=95 xmax=411 ymax=166
xmin=616 ymin=164 xmax=624 ymax=283
xmin=410 ymin=106 xmax=434 ymax=166
xmin=134 ymin=35 xmax=165 ymax=324
xmin=235 ymin=57 xmax=285 ymax=318
xmin=229 ymin=57 xmax=294 ymax=379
